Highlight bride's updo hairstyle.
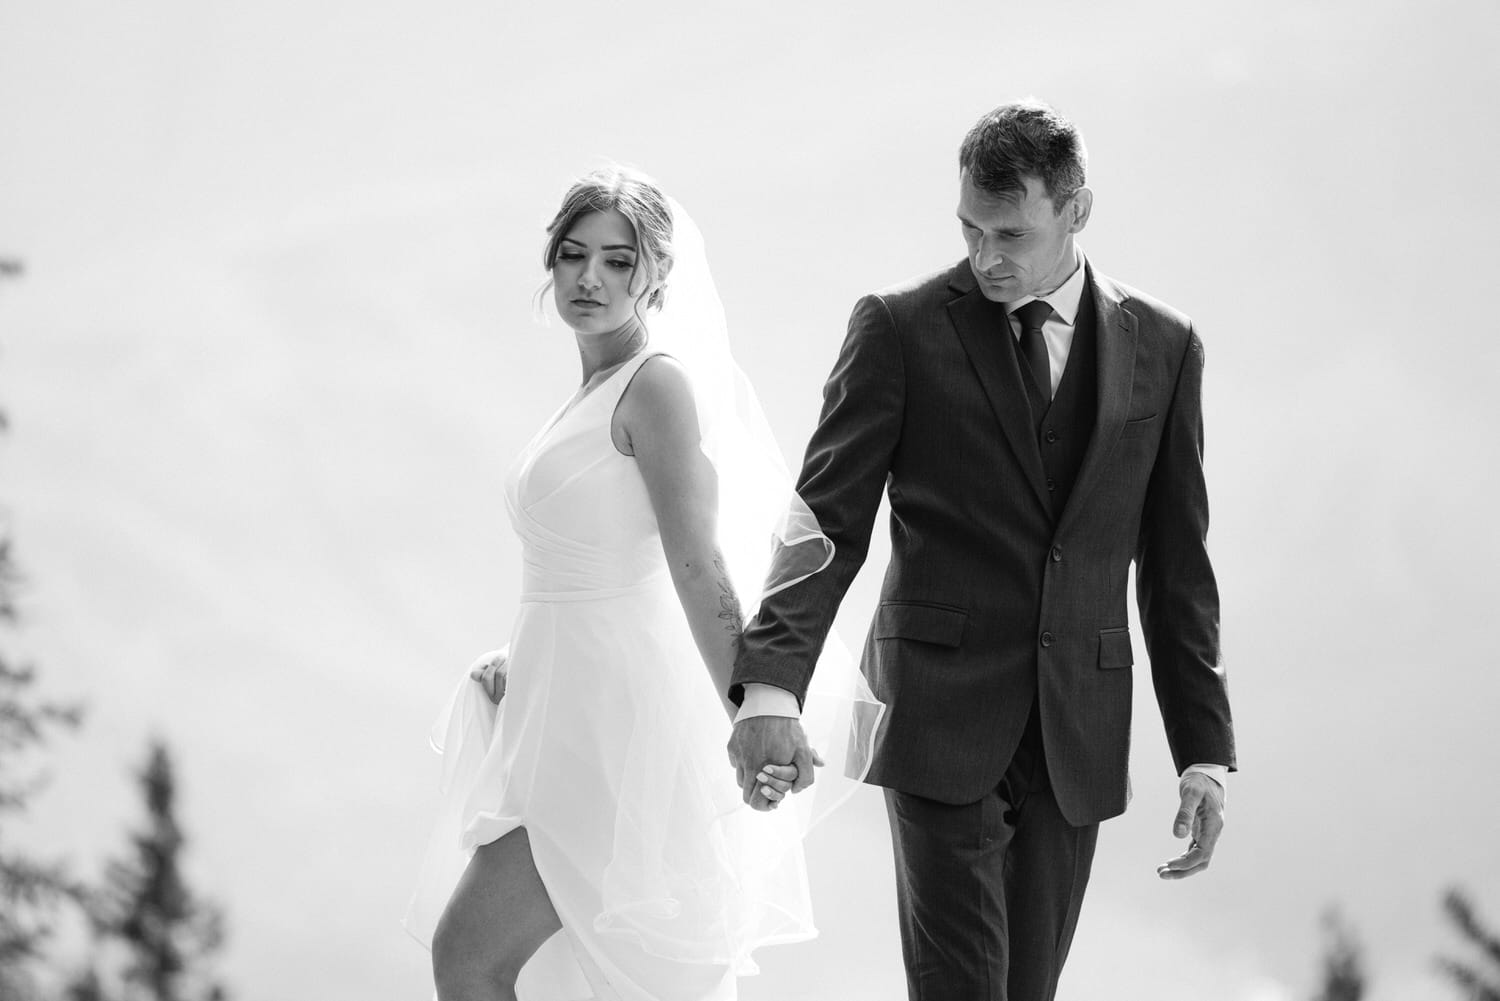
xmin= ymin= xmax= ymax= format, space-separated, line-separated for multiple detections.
xmin=541 ymin=165 xmax=675 ymax=316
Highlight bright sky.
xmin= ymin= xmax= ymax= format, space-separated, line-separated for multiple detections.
xmin=3 ymin=2 xmax=1499 ymax=999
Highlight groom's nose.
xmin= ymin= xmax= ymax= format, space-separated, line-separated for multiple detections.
xmin=974 ymin=241 xmax=1005 ymax=274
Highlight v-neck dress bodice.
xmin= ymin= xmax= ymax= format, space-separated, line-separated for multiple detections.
xmin=406 ymin=352 xmax=820 ymax=1001
xmin=505 ymin=357 xmax=670 ymax=598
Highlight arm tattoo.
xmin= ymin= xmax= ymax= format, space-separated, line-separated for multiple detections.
xmin=712 ymin=549 xmax=745 ymax=644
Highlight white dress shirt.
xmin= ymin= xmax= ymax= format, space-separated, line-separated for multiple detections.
xmin=1003 ymin=247 xmax=1088 ymax=396
xmin=737 ymin=247 xmax=1227 ymax=793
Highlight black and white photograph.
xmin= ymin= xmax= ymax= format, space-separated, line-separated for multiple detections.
xmin=2 ymin=2 xmax=1497 ymax=999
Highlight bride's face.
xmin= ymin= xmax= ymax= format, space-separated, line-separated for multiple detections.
xmin=552 ymin=209 xmax=651 ymax=335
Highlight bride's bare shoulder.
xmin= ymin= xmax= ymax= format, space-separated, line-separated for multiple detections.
xmin=612 ymin=353 xmax=699 ymax=456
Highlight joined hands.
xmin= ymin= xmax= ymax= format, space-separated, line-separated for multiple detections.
xmin=727 ymin=715 xmax=825 ymax=812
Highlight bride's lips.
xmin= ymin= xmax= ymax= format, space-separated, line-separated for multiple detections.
xmin=571 ymin=298 xmax=605 ymax=308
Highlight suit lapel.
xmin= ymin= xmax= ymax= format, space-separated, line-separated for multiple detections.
xmin=945 ymin=263 xmax=1053 ymax=514
xmin=1057 ymin=269 xmax=1138 ymax=536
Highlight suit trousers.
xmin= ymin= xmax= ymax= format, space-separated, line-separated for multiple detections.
xmin=883 ymin=705 xmax=1100 ymax=1001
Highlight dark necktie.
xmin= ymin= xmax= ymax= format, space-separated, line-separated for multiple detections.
xmin=1012 ymin=300 xmax=1053 ymax=401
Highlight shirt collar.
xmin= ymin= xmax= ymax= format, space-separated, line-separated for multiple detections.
xmin=1006 ymin=246 xmax=1087 ymax=325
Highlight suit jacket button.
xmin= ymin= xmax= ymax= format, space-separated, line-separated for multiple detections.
xmin=1046 ymin=477 xmax=1056 ymax=491
xmin=1045 ymin=428 xmax=1059 ymax=443
xmin=1040 ymin=630 xmax=1055 ymax=648
xmin=1050 ymin=545 xmax=1063 ymax=563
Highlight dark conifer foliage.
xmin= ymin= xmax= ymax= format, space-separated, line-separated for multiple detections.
xmin=1313 ymin=907 xmax=1366 ymax=1001
xmin=4 ymin=261 xmax=228 ymax=999
xmin=1 ymin=266 xmax=90 ymax=996
xmin=85 ymin=742 xmax=228 ymax=1001
xmin=1437 ymin=888 xmax=1500 ymax=1001
xmin=0 ymin=643 xmax=85 ymax=998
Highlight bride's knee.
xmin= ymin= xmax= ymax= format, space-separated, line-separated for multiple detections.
xmin=431 ymin=920 xmax=522 ymax=997
xmin=432 ymin=948 xmax=519 ymax=999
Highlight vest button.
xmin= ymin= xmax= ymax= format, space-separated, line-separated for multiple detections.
xmin=1045 ymin=428 xmax=1059 ymax=443
xmin=1040 ymin=630 xmax=1055 ymax=648
xmin=1046 ymin=478 xmax=1056 ymax=491
xmin=1050 ymin=545 xmax=1063 ymax=563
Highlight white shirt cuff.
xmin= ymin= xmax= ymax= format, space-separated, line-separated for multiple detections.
xmin=733 ymin=683 xmax=801 ymax=722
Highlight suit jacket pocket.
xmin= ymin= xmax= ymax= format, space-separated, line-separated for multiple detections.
xmin=875 ymin=601 xmax=969 ymax=648
xmin=1098 ymin=627 xmax=1134 ymax=669
xmin=1118 ymin=414 xmax=1159 ymax=439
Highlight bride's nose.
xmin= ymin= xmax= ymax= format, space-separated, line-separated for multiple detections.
xmin=578 ymin=260 xmax=602 ymax=291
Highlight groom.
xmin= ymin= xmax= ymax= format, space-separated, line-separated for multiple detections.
xmin=727 ymin=100 xmax=1237 ymax=1000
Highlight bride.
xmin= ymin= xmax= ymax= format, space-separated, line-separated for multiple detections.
xmin=404 ymin=165 xmax=882 ymax=1001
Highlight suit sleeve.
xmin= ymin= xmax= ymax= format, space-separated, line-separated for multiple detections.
xmin=1135 ymin=325 xmax=1237 ymax=772
xmin=730 ymin=293 xmax=905 ymax=706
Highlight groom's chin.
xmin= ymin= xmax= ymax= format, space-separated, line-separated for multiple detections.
xmin=976 ymin=281 xmax=1015 ymax=303
xmin=969 ymin=266 xmax=1018 ymax=302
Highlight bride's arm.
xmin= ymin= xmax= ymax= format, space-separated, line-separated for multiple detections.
xmin=615 ymin=355 xmax=740 ymax=721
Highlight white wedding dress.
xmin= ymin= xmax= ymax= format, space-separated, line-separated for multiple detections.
xmin=405 ymin=350 xmax=849 ymax=1000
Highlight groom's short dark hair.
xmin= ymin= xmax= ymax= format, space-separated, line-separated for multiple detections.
xmin=959 ymin=100 xmax=1087 ymax=211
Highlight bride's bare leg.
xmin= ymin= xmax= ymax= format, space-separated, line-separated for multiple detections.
xmin=432 ymin=827 xmax=562 ymax=1001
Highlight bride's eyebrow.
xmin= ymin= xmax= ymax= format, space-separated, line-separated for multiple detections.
xmin=560 ymin=236 xmax=636 ymax=253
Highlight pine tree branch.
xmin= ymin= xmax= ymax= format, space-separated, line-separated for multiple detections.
xmin=1435 ymin=956 xmax=1500 ymax=1001
xmin=1444 ymin=889 xmax=1500 ymax=972
xmin=1313 ymin=906 xmax=1367 ymax=1001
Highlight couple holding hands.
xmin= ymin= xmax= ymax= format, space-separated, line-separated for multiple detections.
xmin=405 ymin=99 xmax=1237 ymax=1001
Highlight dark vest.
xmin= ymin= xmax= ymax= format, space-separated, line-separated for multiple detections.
xmin=1010 ymin=287 xmax=1098 ymax=521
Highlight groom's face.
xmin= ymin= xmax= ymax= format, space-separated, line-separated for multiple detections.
xmin=958 ymin=171 xmax=1089 ymax=303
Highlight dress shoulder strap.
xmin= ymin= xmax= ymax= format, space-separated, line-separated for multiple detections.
xmin=597 ymin=349 xmax=682 ymax=410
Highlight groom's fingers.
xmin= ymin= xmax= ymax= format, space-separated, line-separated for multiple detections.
xmin=789 ymin=746 xmax=818 ymax=794
xmin=727 ymin=716 xmax=817 ymax=806
xmin=1182 ymin=774 xmax=1225 ymax=850
xmin=1192 ymin=802 xmax=1224 ymax=857
xmin=1156 ymin=843 xmax=1211 ymax=879
xmin=1159 ymin=782 xmax=1224 ymax=880
xmin=1173 ymin=785 xmax=1203 ymax=839
xmin=740 ymin=767 xmax=768 ymax=809
xmin=1158 ymin=813 xmax=1220 ymax=878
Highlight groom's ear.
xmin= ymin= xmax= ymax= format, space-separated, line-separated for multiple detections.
xmin=1065 ymin=187 xmax=1094 ymax=234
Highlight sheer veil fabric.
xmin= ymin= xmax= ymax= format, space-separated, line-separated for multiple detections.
xmin=403 ymin=198 xmax=884 ymax=985
xmin=647 ymin=198 xmax=886 ymax=824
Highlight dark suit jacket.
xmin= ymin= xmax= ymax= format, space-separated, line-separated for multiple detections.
xmin=732 ymin=258 xmax=1237 ymax=826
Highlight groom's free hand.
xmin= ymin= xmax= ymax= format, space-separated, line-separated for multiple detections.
xmin=727 ymin=716 xmax=823 ymax=811
xmin=1157 ymin=772 xmax=1226 ymax=880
